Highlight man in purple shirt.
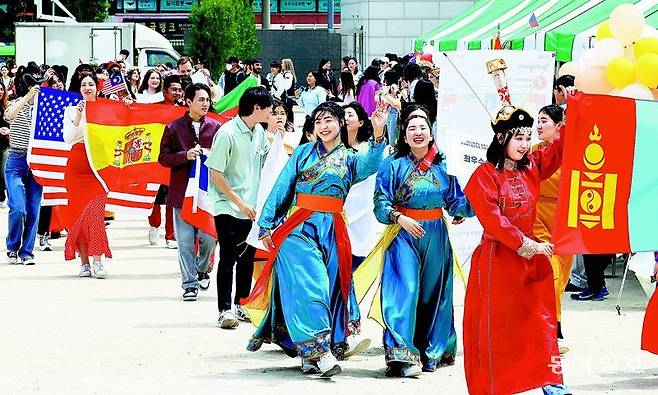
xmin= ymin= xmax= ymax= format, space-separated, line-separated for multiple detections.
xmin=159 ymin=83 xmax=220 ymax=301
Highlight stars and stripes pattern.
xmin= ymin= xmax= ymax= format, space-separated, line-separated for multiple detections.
xmin=101 ymin=72 xmax=128 ymax=96
xmin=28 ymin=87 xmax=81 ymax=205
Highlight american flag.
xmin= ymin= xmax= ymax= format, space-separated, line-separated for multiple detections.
xmin=101 ymin=72 xmax=128 ymax=96
xmin=28 ymin=87 xmax=81 ymax=205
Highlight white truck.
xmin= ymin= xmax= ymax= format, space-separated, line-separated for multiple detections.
xmin=15 ymin=22 xmax=180 ymax=79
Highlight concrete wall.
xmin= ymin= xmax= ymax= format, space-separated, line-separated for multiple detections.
xmin=341 ymin=0 xmax=474 ymax=65
xmin=256 ymin=29 xmax=341 ymax=86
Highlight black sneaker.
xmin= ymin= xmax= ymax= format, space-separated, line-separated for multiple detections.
xmin=6 ymin=251 xmax=18 ymax=264
xmin=182 ymin=288 xmax=198 ymax=301
xmin=564 ymin=282 xmax=584 ymax=293
xmin=197 ymin=272 xmax=210 ymax=291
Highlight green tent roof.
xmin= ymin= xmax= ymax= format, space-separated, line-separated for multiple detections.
xmin=0 ymin=45 xmax=15 ymax=57
xmin=544 ymin=0 xmax=644 ymax=62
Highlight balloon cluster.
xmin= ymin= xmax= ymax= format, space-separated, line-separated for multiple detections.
xmin=559 ymin=4 xmax=658 ymax=100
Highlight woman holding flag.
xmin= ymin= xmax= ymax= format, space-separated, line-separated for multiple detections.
xmin=63 ymin=71 xmax=111 ymax=278
xmin=241 ymin=101 xmax=387 ymax=377
xmin=353 ymin=106 xmax=473 ymax=377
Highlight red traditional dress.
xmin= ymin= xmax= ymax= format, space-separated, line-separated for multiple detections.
xmin=642 ymin=290 xmax=658 ymax=355
xmin=463 ymin=111 xmax=564 ymax=394
xmin=62 ymin=106 xmax=111 ymax=260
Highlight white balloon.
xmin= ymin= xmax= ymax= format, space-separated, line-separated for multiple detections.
xmin=609 ymin=88 xmax=623 ymax=96
xmin=609 ymin=4 xmax=646 ymax=44
xmin=593 ymin=38 xmax=624 ymax=66
xmin=578 ymin=48 xmax=598 ymax=67
xmin=641 ymin=26 xmax=658 ymax=38
xmin=620 ymin=83 xmax=653 ymax=100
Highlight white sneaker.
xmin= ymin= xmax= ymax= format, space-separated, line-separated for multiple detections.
xmin=301 ymin=358 xmax=321 ymax=374
xmin=234 ymin=304 xmax=251 ymax=323
xmin=165 ymin=239 xmax=178 ymax=249
xmin=93 ymin=261 xmax=107 ymax=279
xmin=0 ymin=201 xmax=7 ymax=209
xmin=217 ymin=311 xmax=239 ymax=329
xmin=317 ymin=353 xmax=342 ymax=377
xmin=401 ymin=363 xmax=422 ymax=377
xmin=79 ymin=264 xmax=92 ymax=278
xmin=39 ymin=235 xmax=52 ymax=252
xmin=558 ymin=338 xmax=570 ymax=355
xmin=344 ymin=335 xmax=371 ymax=358
xmin=148 ymin=226 xmax=158 ymax=245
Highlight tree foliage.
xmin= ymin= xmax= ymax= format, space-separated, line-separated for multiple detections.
xmin=61 ymin=0 xmax=110 ymax=22
xmin=188 ymin=0 xmax=260 ymax=78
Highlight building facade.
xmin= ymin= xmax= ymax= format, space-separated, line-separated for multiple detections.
xmin=340 ymin=0 xmax=473 ymax=65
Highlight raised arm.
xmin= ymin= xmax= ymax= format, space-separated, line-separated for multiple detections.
xmin=373 ymin=157 xmax=397 ymax=224
xmin=532 ymin=131 xmax=564 ymax=181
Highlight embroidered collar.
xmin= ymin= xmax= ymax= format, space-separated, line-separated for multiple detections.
xmin=503 ymin=158 xmax=517 ymax=171
xmin=316 ymin=141 xmax=344 ymax=158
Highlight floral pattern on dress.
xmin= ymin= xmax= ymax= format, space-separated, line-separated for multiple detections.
xmin=294 ymin=330 xmax=332 ymax=359
xmin=385 ymin=347 xmax=421 ymax=365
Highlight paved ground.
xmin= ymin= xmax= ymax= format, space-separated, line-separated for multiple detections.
xmin=1 ymin=213 xmax=657 ymax=395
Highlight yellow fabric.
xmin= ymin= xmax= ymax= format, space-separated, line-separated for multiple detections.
xmin=86 ymin=122 xmax=165 ymax=172
xmin=534 ymin=170 xmax=573 ymax=321
xmin=353 ymin=219 xmax=468 ymax=328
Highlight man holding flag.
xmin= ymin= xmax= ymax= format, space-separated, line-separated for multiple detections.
xmin=159 ymin=83 xmax=220 ymax=302
xmin=206 ymin=86 xmax=272 ymax=329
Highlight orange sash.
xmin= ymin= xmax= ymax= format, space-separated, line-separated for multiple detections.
xmin=397 ymin=206 xmax=443 ymax=221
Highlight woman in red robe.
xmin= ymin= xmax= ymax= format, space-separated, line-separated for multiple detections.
xmin=463 ymin=106 xmax=566 ymax=395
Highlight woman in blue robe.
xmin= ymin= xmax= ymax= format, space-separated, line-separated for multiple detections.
xmin=242 ymin=101 xmax=388 ymax=377
xmin=355 ymin=108 xmax=474 ymax=377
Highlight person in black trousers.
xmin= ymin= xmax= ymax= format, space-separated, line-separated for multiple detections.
xmin=571 ymin=254 xmax=615 ymax=301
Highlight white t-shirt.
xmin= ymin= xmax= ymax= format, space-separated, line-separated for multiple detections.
xmin=192 ymin=121 xmax=201 ymax=138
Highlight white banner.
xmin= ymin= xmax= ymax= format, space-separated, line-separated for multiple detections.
xmin=436 ymin=50 xmax=555 ymax=276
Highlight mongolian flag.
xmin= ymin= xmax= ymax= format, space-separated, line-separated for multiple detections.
xmin=214 ymin=75 xmax=260 ymax=116
xmin=643 ymin=290 xmax=658 ymax=354
xmin=85 ymin=100 xmax=187 ymax=214
xmin=553 ymin=93 xmax=658 ymax=254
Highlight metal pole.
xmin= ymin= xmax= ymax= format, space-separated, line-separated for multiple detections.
xmin=327 ymin=0 xmax=334 ymax=30
xmin=262 ymin=0 xmax=271 ymax=29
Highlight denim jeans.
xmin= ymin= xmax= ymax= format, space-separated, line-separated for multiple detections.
xmin=172 ymin=208 xmax=216 ymax=290
xmin=5 ymin=151 xmax=43 ymax=259
xmin=570 ymin=255 xmax=588 ymax=289
xmin=386 ymin=107 xmax=400 ymax=146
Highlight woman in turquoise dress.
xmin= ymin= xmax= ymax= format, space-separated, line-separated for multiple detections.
xmin=355 ymin=110 xmax=474 ymax=377
xmin=242 ymin=101 xmax=387 ymax=377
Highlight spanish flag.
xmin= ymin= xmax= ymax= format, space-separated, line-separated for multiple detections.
xmin=214 ymin=75 xmax=260 ymax=116
xmin=86 ymin=100 xmax=187 ymax=212
xmin=553 ymin=93 xmax=658 ymax=254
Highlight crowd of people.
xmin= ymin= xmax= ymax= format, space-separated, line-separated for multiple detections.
xmin=2 ymin=48 xmax=656 ymax=395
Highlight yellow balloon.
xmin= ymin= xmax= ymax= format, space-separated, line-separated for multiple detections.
xmin=634 ymin=37 xmax=658 ymax=58
xmin=597 ymin=21 xmax=613 ymax=41
xmin=635 ymin=53 xmax=658 ymax=88
xmin=605 ymin=57 xmax=636 ymax=88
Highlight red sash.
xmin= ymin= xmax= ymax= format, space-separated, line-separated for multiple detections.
xmin=642 ymin=291 xmax=658 ymax=354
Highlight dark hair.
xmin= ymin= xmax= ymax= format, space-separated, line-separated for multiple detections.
xmin=338 ymin=70 xmax=356 ymax=98
xmin=0 ymin=79 xmax=8 ymax=110
xmin=163 ymin=74 xmax=182 ymax=91
xmin=177 ymin=56 xmax=193 ymax=68
xmin=398 ymin=103 xmax=429 ymax=132
xmin=486 ymin=130 xmax=531 ymax=170
xmin=253 ymin=57 xmax=262 ymax=64
xmin=68 ymin=64 xmax=95 ymax=92
xmin=264 ymin=98 xmax=294 ymax=131
xmin=383 ymin=69 xmax=400 ymax=87
xmin=138 ymin=69 xmax=163 ymax=94
xmin=385 ymin=53 xmax=399 ymax=63
xmin=341 ymin=56 xmax=351 ymax=67
xmin=356 ymin=66 xmax=381 ymax=95
xmin=554 ymin=74 xmax=575 ymax=90
xmin=318 ymin=57 xmax=331 ymax=70
xmin=342 ymin=101 xmax=372 ymax=145
xmin=538 ymin=104 xmax=564 ymax=124
xmin=238 ymin=86 xmax=272 ymax=116
xmin=270 ymin=60 xmax=282 ymax=70
xmin=403 ymin=63 xmax=423 ymax=83
xmin=119 ymin=49 xmax=130 ymax=56
xmin=46 ymin=71 xmax=64 ymax=88
xmin=413 ymin=79 xmax=437 ymax=125
xmin=371 ymin=58 xmax=382 ymax=67
xmin=306 ymin=70 xmax=321 ymax=87
xmin=299 ymin=115 xmax=315 ymax=145
xmin=394 ymin=111 xmax=443 ymax=163
xmin=184 ymin=82 xmax=211 ymax=101
xmin=309 ymin=101 xmax=349 ymax=147
xmin=227 ymin=56 xmax=239 ymax=64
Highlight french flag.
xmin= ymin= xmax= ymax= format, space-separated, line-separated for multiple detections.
xmin=180 ymin=152 xmax=217 ymax=239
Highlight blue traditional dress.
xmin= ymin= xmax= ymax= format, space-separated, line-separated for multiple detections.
xmin=354 ymin=153 xmax=474 ymax=370
xmin=242 ymin=138 xmax=386 ymax=360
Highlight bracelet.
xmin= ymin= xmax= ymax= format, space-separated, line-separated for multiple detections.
xmin=517 ymin=236 xmax=538 ymax=259
xmin=389 ymin=210 xmax=402 ymax=224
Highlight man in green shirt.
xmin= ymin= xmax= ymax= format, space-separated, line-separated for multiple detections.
xmin=206 ymin=87 xmax=272 ymax=328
